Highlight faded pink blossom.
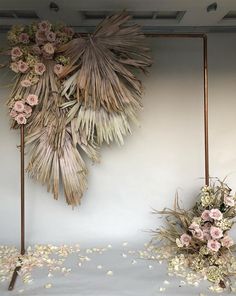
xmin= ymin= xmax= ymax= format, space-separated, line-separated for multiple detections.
xmin=26 ymin=94 xmax=38 ymax=106
xmin=203 ymin=222 xmax=212 ymax=230
xmin=38 ymin=20 xmax=51 ymax=32
xmin=201 ymin=210 xmax=212 ymax=222
xmin=64 ymin=26 xmax=74 ymax=37
xmin=203 ymin=229 xmax=211 ymax=240
xmin=221 ymin=235 xmax=234 ymax=248
xmin=193 ymin=228 xmax=204 ymax=240
xmin=18 ymin=60 xmax=29 ymax=73
xmin=34 ymin=63 xmax=46 ymax=75
xmin=43 ymin=43 xmax=55 ymax=55
xmin=19 ymin=33 xmax=29 ymax=44
xmin=31 ymin=45 xmax=41 ymax=55
xmin=209 ymin=208 xmax=223 ymax=221
xmin=10 ymin=62 xmax=19 ymax=73
xmin=189 ymin=222 xmax=200 ymax=230
xmin=10 ymin=109 xmax=17 ymax=118
xmin=13 ymin=101 xmax=25 ymax=112
xmin=15 ymin=113 xmax=27 ymax=125
xmin=46 ymin=31 xmax=56 ymax=42
xmin=35 ymin=30 xmax=46 ymax=43
xmin=11 ymin=47 xmax=23 ymax=59
xmin=189 ymin=222 xmax=200 ymax=235
xmin=210 ymin=226 xmax=223 ymax=239
xmin=20 ymin=79 xmax=31 ymax=88
xmin=54 ymin=64 xmax=63 ymax=76
xmin=224 ymin=196 xmax=235 ymax=207
xmin=24 ymin=104 xmax=32 ymax=115
xmin=180 ymin=233 xmax=191 ymax=247
xmin=207 ymin=240 xmax=221 ymax=252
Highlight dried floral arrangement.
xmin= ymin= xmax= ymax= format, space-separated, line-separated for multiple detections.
xmin=3 ymin=12 xmax=152 ymax=206
xmin=149 ymin=180 xmax=236 ymax=292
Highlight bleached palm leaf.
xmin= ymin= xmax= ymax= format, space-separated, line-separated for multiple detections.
xmin=9 ymin=60 xmax=100 ymax=206
xmin=59 ymin=11 xmax=151 ymax=145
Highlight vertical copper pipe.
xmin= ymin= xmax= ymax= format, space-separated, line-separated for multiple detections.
xmin=203 ymin=36 xmax=210 ymax=186
xmin=20 ymin=125 xmax=25 ymax=255
xmin=8 ymin=125 xmax=25 ymax=291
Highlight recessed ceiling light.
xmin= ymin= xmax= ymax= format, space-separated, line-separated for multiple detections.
xmin=49 ymin=2 xmax=60 ymax=12
xmin=223 ymin=11 xmax=236 ymax=20
xmin=207 ymin=2 xmax=218 ymax=13
xmin=0 ymin=10 xmax=39 ymax=19
xmin=80 ymin=10 xmax=185 ymax=21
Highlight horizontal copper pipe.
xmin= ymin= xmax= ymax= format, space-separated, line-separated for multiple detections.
xmin=78 ymin=32 xmax=206 ymax=38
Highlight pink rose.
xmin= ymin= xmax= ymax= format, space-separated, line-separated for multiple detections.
xmin=224 ymin=196 xmax=235 ymax=207
xmin=180 ymin=233 xmax=191 ymax=247
xmin=19 ymin=33 xmax=29 ymax=44
xmin=15 ymin=113 xmax=27 ymax=125
xmin=24 ymin=105 xmax=32 ymax=115
xmin=207 ymin=240 xmax=221 ymax=252
xmin=221 ymin=235 xmax=234 ymax=248
xmin=54 ymin=64 xmax=63 ymax=76
xmin=35 ymin=30 xmax=46 ymax=44
xmin=46 ymin=31 xmax=56 ymax=42
xmin=26 ymin=94 xmax=38 ymax=106
xmin=38 ymin=20 xmax=51 ymax=32
xmin=193 ymin=228 xmax=204 ymax=240
xmin=201 ymin=210 xmax=213 ymax=222
xmin=20 ymin=79 xmax=31 ymax=88
xmin=31 ymin=45 xmax=41 ymax=55
xmin=43 ymin=43 xmax=55 ymax=55
xmin=203 ymin=229 xmax=211 ymax=240
xmin=13 ymin=101 xmax=25 ymax=112
xmin=18 ymin=60 xmax=29 ymax=73
xmin=34 ymin=63 xmax=46 ymax=75
xmin=10 ymin=62 xmax=19 ymax=73
xmin=11 ymin=47 xmax=23 ymax=59
xmin=10 ymin=109 xmax=17 ymax=118
xmin=209 ymin=209 xmax=223 ymax=221
xmin=210 ymin=226 xmax=223 ymax=239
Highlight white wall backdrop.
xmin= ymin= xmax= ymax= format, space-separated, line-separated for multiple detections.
xmin=1 ymin=34 xmax=236 ymax=246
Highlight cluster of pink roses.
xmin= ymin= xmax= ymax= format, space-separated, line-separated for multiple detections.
xmin=10 ymin=94 xmax=38 ymax=125
xmin=9 ymin=21 xmax=74 ymax=86
xmin=179 ymin=203 xmax=234 ymax=253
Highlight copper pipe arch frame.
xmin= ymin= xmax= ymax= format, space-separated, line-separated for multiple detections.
xmin=8 ymin=33 xmax=209 ymax=291
xmin=147 ymin=33 xmax=210 ymax=186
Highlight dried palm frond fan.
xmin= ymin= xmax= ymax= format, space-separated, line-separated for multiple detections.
xmin=6 ymin=11 xmax=152 ymax=206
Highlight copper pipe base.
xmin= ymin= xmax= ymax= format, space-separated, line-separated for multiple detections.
xmin=8 ymin=266 xmax=21 ymax=291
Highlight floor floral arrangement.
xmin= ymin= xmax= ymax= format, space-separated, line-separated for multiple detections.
xmin=148 ymin=180 xmax=236 ymax=293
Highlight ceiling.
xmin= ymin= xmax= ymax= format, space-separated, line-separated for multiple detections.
xmin=1 ymin=0 xmax=236 ymax=33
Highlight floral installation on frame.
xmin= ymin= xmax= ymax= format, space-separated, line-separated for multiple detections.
xmin=2 ymin=12 xmax=152 ymax=206
xmin=147 ymin=180 xmax=236 ymax=293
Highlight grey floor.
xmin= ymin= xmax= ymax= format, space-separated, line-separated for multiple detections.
xmin=0 ymin=243 xmax=232 ymax=296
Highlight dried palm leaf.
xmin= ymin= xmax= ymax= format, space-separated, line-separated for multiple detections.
xmin=58 ymin=11 xmax=151 ymax=145
xmin=26 ymin=126 xmax=88 ymax=206
xmin=61 ymin=99 xmax=139 ymax=145
xmin=8 ymin=60 xmax=99 ymax=206
xmin=5 ymin=13 xmax=151 ymax=206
